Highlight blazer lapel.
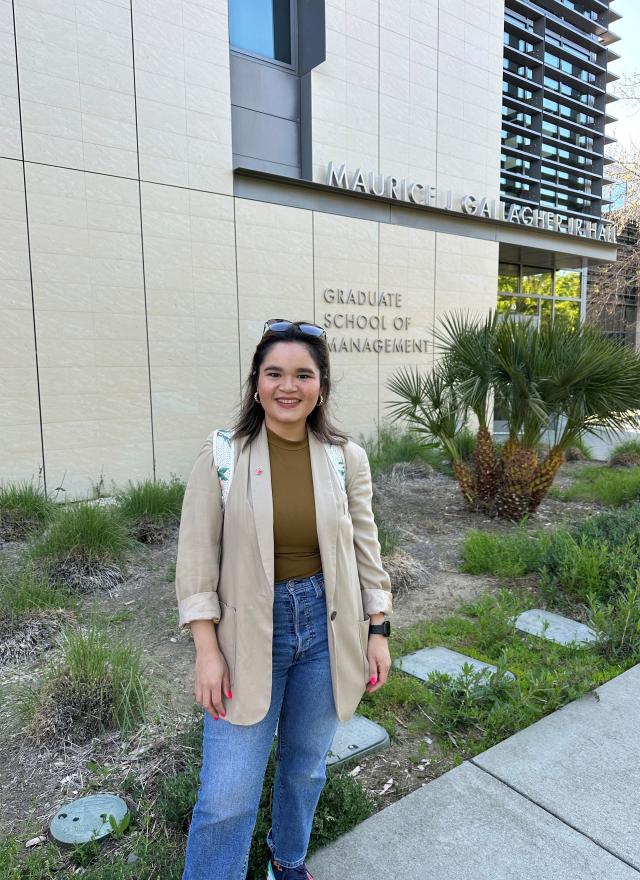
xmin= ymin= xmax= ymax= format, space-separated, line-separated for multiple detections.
xmin=250 ymin=420 xmax=274 ymax=590
xmin=308 ymin=429 xmax=341 ymax=608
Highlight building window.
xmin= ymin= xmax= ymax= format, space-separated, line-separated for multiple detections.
xmin=229 ymin=0 xmax=293 ymax=65
xmin=501 ymin=176 xmax=534 ymax=198
xmin=542 ymin=142 xmax=592 ymax=168
xmin=497 ymin=264 xmax=583 ymax=333
xmin=502 ymin=106 xmax=533 ymax=127
xmin=502 ymin=129 xmax=534 ymax=150
xmin=502 ymin=154 xmax=532 ymax=175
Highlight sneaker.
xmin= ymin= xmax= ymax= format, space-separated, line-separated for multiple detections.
xmin=267 ymin=859 xmax=314 ymax=880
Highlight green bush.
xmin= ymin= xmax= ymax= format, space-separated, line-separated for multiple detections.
xmin=540 ymin=532 xmax=640 ymax=604
xmin=0 ymin=825 xmax=185 ymax=880
xmin=451 ymin=428 xmax=476 ymax=462
xmin=0 ymin=833 xmax=61 ymax=879
xmin=116 ymin=479 xmax=184 ymax=542
xmin=20 ymin=621 xmax=147 ymax=741
xmin=573 ymin=503 xmax=640 ymax=548
xmin=461 ymin=529 xmax=550 ymax=577
xmin=420 ymin=664 xmax=519 ymax=741
xmin=30 ymin=502 xmax=133 ymax=567
xmin=558 ymin=465 xmax=640 ymax=506
xmin=608 ymin=439 xmax=640 ymax=468
xmin=373 ymin=503 xmax=402 ymax=556
xmin=0 ymin=481 xmax=56 ymax=541
xmin=361 ymin=423 xmax=449 ymax=477
xmin=0 ymin=564 xmax=73 ymax=619
xmin=587 ymin=584 xmax=640 ymax=663
xmin=461 ymin=588 xmax=528 ymax=652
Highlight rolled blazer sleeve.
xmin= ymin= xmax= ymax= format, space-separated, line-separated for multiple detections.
xmin=175 ymin=436 xmax=223 ymax=630
xmin=347 ymin=445 xmax=393 ymax=618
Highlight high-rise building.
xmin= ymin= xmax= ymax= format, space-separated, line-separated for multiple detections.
xmin=498 ymin=0 xmax=620 ymax=329
xmin=0 ymin=1 xmax=620 ymax=494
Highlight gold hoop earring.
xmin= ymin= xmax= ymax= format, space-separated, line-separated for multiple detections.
xmin=254 ymin=391 xmax=260 ymax=402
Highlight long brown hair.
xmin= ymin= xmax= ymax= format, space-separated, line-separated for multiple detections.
xmin=231 ymin=324 xmax=349 ymax=449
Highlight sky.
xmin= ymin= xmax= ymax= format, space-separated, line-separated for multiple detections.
xmin=608 ymin=0 xmax=640 ymax=151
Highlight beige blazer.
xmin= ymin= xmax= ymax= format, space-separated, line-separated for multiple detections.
xmin=175 ymin=419 xmax=393 ymax=725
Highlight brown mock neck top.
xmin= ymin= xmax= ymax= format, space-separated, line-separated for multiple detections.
xmin=266 ymin=426 xmax=322 ymax=582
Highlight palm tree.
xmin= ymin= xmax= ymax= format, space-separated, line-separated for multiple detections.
xmin=386 ymin=311 xmax=640 ymax=520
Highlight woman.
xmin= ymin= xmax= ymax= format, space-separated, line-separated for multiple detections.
xmin=175 ymin=319 xmax=393 ymax=880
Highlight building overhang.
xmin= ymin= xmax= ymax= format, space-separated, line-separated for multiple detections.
xmin=233 ymin=166 xmax=618 ymax=267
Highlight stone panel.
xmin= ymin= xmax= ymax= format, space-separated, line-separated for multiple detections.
xmin=14 ymin=0 xmax=138 ymax=177
xmin=0 ymin=0 xmax=21 ymax=159
xmin=141 ymin=182 xmax=239 ymax=478
xmin=0 ymin=158 xmax=42 ymax=481
xmin=132 ymin=0 xmax=233 ymax=195
xmin=26 ymin=164 xmax=153 ymax=497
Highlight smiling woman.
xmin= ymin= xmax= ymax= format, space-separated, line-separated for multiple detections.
xmin=175 ymin=318 xmax=392 ymax=879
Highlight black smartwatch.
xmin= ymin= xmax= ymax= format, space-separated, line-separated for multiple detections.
xmin=368 ymin=620 xmax=391 ymax=637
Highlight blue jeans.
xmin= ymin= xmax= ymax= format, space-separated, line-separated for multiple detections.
xmin=183 ymin=570 xmax=339 ymax=880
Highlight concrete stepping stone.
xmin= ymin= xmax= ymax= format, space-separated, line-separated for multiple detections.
xmin=393 ymin=646 xmax=515 ymax=683
xmin=515 ymin=609 xmax=595 ymax=645
xmin=326 ymin=714 xmax=390 ymax=767
xmin=276 ymin=714 xmax=389 ymax=767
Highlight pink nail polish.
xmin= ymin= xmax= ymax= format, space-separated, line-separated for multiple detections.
xmin=227 ymin=690 xmax=233 ymax=699
xmin=213 ymin=714 xmax=219 ymax=721
xmin=220 ymin=710 xmax=226 ymax=717
xmin=370 ymin=676 xmax=377 ymax=685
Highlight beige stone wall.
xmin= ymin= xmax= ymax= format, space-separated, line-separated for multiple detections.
xmin=1 ymin=0 xmax=501 ymax=495
xmin=312 ymin=0 xmax=504 ymax=200
xmin=0 ymin=159 xmax=42 ymax=482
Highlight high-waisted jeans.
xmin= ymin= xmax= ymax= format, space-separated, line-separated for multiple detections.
xmin=182 ymin=570 xmax=340 ymax=880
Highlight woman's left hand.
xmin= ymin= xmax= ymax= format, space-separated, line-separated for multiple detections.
xmin=366 ymin=634 xmax=391 ymax=694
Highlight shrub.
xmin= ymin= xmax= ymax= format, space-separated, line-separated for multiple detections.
xmin=609 ymin=439 xmax=640 ymax=468
xmin=20 ymin=621 xmax=147 ymax=742
xmin=0 ymin=481 xmax=56 ymax=541
xmin=461 ymin=588 xmax=529 ymax=652
xmin=451 ymin=428 xmax=476 ymax=462
xmin=564 ymin=437 xmax=593 ymax=461
xmin=587 ymin=584 xmax=640 ymax=663
xmin=558 ymin=466 xmax=640 ymax=506
xmin=373 ymin=503 xmax=402 ymax=557
xmin=0 ymin=564 xmax=72 ymax=619
xmin=30 ymin=503 xmax=133 ymax=590
xmin=0 ymin=565 xmax=74 ymax=667
xmin=573 ymin=503 xmax=640 ymax=547
xmin=0 ymin=833 xmax=61 ymax=879
xmin=116 ymin=478 xmax=185 ymax=543
xmin=461 ymin=529 xmax=550 ymax=577
xmin=540 ymin=532 xmax=640 ymax=604
xmin=361 ymin=423 xmax=448 ymax=477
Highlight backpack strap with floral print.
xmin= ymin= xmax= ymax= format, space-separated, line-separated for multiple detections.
xmin=209 ymin=428 xmax=346 ymax=508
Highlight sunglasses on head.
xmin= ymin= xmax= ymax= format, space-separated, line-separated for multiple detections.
xmin=263 ymin=318 xmax=326 ymax=338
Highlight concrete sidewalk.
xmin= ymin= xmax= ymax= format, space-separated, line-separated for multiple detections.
xmin=307 ymin=663 xmax=640 ymax=880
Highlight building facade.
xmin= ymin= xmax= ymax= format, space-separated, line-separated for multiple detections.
xmin=1 ymin=0 xmax=619 ymax=497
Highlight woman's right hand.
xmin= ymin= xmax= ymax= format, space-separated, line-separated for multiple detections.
xmin=195 ymin=648 xmax=232 ymax=720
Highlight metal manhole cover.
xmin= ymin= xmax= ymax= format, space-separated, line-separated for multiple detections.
xmin=49 ymin=793 xmax=128 ymax=844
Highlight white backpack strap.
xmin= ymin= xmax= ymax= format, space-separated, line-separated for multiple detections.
xmin=211 ymin=428 xmax=235 ymax=507
xmin=324 ymin=442 xmax=346 ymax=493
